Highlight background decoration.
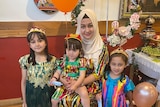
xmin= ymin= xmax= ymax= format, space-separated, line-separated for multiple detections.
xmin=107 ymin=1 xmax=142 ymax=47
xmin=133 ymin=82 xmax=158 ymax=107
xmin=51 ymin=0 xmax=78 ymax=14
xmin=71 ymin=0 xmax=86 ymax=26
xmin=34 ymin=0 xmax=58 ymax=14
xmin=120 ymin=0 xmax=160 ymax=19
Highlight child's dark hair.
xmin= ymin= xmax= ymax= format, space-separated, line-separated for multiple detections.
xmin=104 ymin=53 xmax=128 ymax=82
xmin=65 ymin=38 xmax=84 ymax=57
xmin=27 ymin=31 xmax=52 ymax=65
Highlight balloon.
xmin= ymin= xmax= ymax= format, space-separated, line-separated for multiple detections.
xmin=51 ymin=0 xmax=78 ymax=13
xmin=133 ymin=82 xmax=158 ymax=107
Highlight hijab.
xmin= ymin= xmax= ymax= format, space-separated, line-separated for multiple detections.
xmin=76 ymin=9 xmax=104 ymax=69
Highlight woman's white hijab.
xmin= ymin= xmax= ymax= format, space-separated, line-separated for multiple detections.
xmin=76 ymin=9 xmax=104 ymax=69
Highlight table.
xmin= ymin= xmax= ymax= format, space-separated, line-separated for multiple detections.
xmin=126 ymin=49 xmax=160 ymax=92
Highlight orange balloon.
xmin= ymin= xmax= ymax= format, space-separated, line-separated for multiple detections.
xmin=133 ymin=82 xmax=158 ymax=107
xmin=51 ymin=0 xmax=78 ymax=13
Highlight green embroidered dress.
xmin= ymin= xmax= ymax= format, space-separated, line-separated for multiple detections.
xmin=19 ymin=54 xmax=56 ymax=107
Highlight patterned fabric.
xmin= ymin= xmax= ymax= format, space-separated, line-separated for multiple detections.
xmin=58 ymin=56 xmax=87 ymax=79
xmin=59 ymin=45 xmax=108 ymax=107
xmin=102 ymin=74 xmax=135 ymax=107
xmin=19 ymin=54 xmax=56 ymax=107
xmin=52 ymin=56 xmax=87 ymax=100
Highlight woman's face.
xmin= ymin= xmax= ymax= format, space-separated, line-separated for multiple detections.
xmin=80 ymin=18 xmax=94 ymax=39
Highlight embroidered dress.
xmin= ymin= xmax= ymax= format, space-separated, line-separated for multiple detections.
xmin=19 ymin=54 xmax=56 ymax=107
xmin=59 ymin=45 xmax=108 ymax=107
xmin=102 ymin=74 xmax=135 ymax=107
xmin=52 ymin=56 xmax=87 ymax=100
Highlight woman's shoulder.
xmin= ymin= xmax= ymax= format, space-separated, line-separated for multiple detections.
xmin=78 ymin=57 xmax=87 ymax=68
xmin=102 ymin=44 xmax=108 ymax=53
xmin=79 ymin=57 xmax=87 ymax=61
xmin=79 ymin=57 xmax=87 ymax=62
xmin=98 ymin=44 xmax=108 ymax=58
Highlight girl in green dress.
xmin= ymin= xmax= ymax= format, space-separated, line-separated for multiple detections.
xmin=19 ymin=27 xmax=56 ymax=107
xmin=50 ymin=34 xmax=90 ymax=107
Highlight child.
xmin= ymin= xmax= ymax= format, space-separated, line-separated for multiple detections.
xmin=98 ymin=48 xmax=135 ymax=107
xmin=50 ymin=34 xmax=90 ymax=107
xmin=19 ymin=27 xmax=56 ymax=107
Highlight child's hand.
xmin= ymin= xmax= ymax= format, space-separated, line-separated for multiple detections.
xmin=96 ymin=92 xmax=102 ymax=101
xmin=61 ymin=78 xmax=73 ymax=89
xmin=129 ymin=102 xmax=134 ymax=107
xmin=49 ymin=77 xmax=57 ymax=86
xmin=22 ymin=102 xmax=27 ymax=107
xmin=68 ymin=85 xmax=77 ymax=93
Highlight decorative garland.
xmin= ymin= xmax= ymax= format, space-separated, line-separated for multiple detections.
xmin=71 ymin=0 xmax=86 ymax=26
xmin=107 ymin=2 xmax=142 ymax=47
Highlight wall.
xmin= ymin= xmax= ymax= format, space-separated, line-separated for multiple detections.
xmin=0 ymin=36 xmax=65 ymax=100
xmin=0 ymin=0 xmax=119 ymax=21
xmin=0 ymin=21 xmax=108 ymax=38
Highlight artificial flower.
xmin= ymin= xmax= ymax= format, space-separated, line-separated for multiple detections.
xmin=107 ymin=2 xmax=142 ymax=47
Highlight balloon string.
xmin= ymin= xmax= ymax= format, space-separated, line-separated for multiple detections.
xmin=64 ymin=13 xmax=68 ymax=35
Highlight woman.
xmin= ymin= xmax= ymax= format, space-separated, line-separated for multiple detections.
xmin=59 ymin=9 xmax=109 ymax=106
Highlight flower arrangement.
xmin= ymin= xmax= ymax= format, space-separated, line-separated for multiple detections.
xmin=71 ymin=0 xmax=86 ymax=26
xmin=107 ymin=2 xmax=142 ymax=47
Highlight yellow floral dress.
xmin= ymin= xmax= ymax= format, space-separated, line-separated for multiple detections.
xmin=19 ymin=54 xmax=56 ymax=107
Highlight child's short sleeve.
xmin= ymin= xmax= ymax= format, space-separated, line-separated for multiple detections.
xmin=79 ymin=58 xmax=87 ymax=71
xmin=19 ymin=55 xmax=29 ymax=70
xmin=56 ymin=59 xmax=63 ymax=71
xmin=124 ymin=76 xmax=135 ymax=93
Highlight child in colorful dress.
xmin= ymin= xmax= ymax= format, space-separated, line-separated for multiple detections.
xmin=99 ymin=48 xmax=135 ymax=107
xmin=50 ymin=34 xmax=90 ymax=107
xmin=19 ymin=27 xmax=56 ymax=107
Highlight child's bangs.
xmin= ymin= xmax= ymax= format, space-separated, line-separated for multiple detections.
xmin=68 ymin=43 xmax=78 ymax=51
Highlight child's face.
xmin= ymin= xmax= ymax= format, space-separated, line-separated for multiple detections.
xmin=80 ymin=18 xmax=94 ymax=39
xmin=66 ymin=48 xmax=80 ymax=62
xmin=110 ymin=56 xmax=126 ymax=77
xmin=29 ymin=34 xmax=46 ymax=54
